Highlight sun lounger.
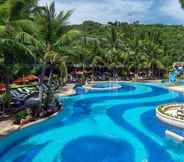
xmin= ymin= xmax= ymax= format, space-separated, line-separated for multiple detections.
xmin=10 ymin=90 xmax=27 ymax=98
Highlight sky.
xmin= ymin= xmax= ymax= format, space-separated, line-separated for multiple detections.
xmin=39 ymin=0 xmax=184 ymax=25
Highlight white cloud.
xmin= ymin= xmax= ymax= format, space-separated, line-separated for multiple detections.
xmin=39 ymin=0 xmax=153 ymax=24
xmin=38 ymin=0 xmax=184 ymax=24
xmin=39 ymin=0 xmax=52 ymax=6
xmin=160 ymin=0 xmax=184 ymax=22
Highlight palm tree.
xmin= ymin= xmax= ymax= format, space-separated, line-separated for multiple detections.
xmin=142 ymin=39 xmax=164 ymax=78
xmin=96 ymin=26 xmax=123 ymax=77
xmin=0 ymin=0 xmax=39 ymax=104
xmin=32 ymin=1 xmax=81 ymax=110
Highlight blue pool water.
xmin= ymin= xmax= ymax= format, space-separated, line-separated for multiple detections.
xmin=0 ymin=82 xmax=184 ymax=162
xmin=92 ymin=82 xmax=121 ymax=88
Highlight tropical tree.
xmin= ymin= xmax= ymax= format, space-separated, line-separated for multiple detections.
xmin=99 ymin=26 xmax=125 ymax=76
xmin=33 ymin=1 xmax=81 ymax=110
xmin=0 ymin=0 xmax=39 ymax=105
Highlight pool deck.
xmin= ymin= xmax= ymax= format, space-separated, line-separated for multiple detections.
xmin=167 ymin=86 xmax=184 ymax=93
xmin=1 ymin=81 xmax=182 ymax=137
xmin=0 ymin=119 xmax=20 ymax=137
xmin=0 ymin=112 xmax=59 ymax=137
xmin=55 ymin=84 xmax=76 ymax=96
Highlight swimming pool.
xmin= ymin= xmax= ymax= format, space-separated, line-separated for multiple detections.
xmin=0 ymin=82 xmax=184 ymax=162
xmin=90 ymin=82 xmax=122 ymax=91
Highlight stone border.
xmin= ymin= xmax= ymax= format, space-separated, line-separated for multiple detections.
xmin=0 ymin=112 xmax=59 ymax=137
xmin=156 ymin=104 xmax=184 ymax=129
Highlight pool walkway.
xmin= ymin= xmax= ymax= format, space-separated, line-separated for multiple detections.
xmin=167 ymin=86 xmax=184 ymax=93
xmin=0 ymin=119 xmax=20 ymax=137
xmin=55 ymin=84 xmax=75 ymax=96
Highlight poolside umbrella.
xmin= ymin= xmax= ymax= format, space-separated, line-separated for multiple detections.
xmin=25 ymin=75 xmax=38 ymax=82
xmin=0 ymin=83 xmax=6 ymax=92
xmin=75 ymin=71 xmax=84 ymax=75
xmin=74 ymin=70 xmax=88 ymax=75
xmin=13 ymin=75 xmax=38 ymax=85
xmin=13 ymin=76 xmax=29 ymax=84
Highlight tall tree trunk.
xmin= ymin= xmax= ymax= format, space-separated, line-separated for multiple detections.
xmin=38 ymin=62 xmax=47 ymax=100
xmin=45 ymin=65 xmax=54 ymax=110
xmin=151 ymin=64 xmax=154 ymax=79
xmin=48 ymin=65 xmax=54 ymax=86
xmin=92 ymin=65 xmax=95 ymax=81
xmin=4 ymin=69 xmax=11 ymax=111
xmin=3 ymin=53 xmax=13 ymax=111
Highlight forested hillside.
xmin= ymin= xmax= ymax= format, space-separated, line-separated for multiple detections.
xmin=68 ymin=21 xmax=184 ymax=77
xmin=1 ymin=0 xmax=184 ymax=81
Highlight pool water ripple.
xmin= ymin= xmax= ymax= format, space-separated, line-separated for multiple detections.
xmin=0 ymin=82 xmax=183 ymax=162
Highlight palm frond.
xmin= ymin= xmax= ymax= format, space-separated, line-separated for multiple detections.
xmin=48 ymin=1 xmax=55 ymax=18
xmin=12 ymin=19 xmax=38 ymax=34
xmin=0 ymin=25 xmax=5 ymax=34
xmin=57 ymin=10 xmax=73 ymax=23
xmin=8 ymin=0 xmax=37 ymax=20
xmin=54 ymin=29 xmax=81 ymax=47
xmin=0 ymin=38 xmax=36 ymax=64
xmin=0 ymin=0 xmax=9 ymax=21
xmin=92 ymin=55 xmax=104 ymax=65
xmin=15 ymin=31 xmax=44 ymax=49
xmin=8 ymin=0 xmax=25 ymax=20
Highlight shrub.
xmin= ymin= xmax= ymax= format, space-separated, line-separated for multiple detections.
xmin=2 ymin=92 xmax=11 ymax=108
xmin=163 ymin=74 xmax=168 ymax=80
xmin=14 ymin=111 xmax=28 ymax=124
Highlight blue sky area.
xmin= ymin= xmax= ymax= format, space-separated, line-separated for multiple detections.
xmin=39 ymin=0 xmax=184 ymax=25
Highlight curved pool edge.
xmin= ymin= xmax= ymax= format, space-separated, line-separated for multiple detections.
xmin=0 ymin=81 xmax=184 ymax=162
xmin=0 ymin=107 xmax=68 ymax=157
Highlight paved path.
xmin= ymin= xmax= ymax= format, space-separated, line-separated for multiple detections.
xmin=0 ymin=119 xmax=19 ymax=137
xmin=168 ymin=86 xmax=184 ymax=93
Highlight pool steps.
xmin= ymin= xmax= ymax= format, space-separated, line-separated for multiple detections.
xmin=165 ymin=130 xmax=184 ymax=142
